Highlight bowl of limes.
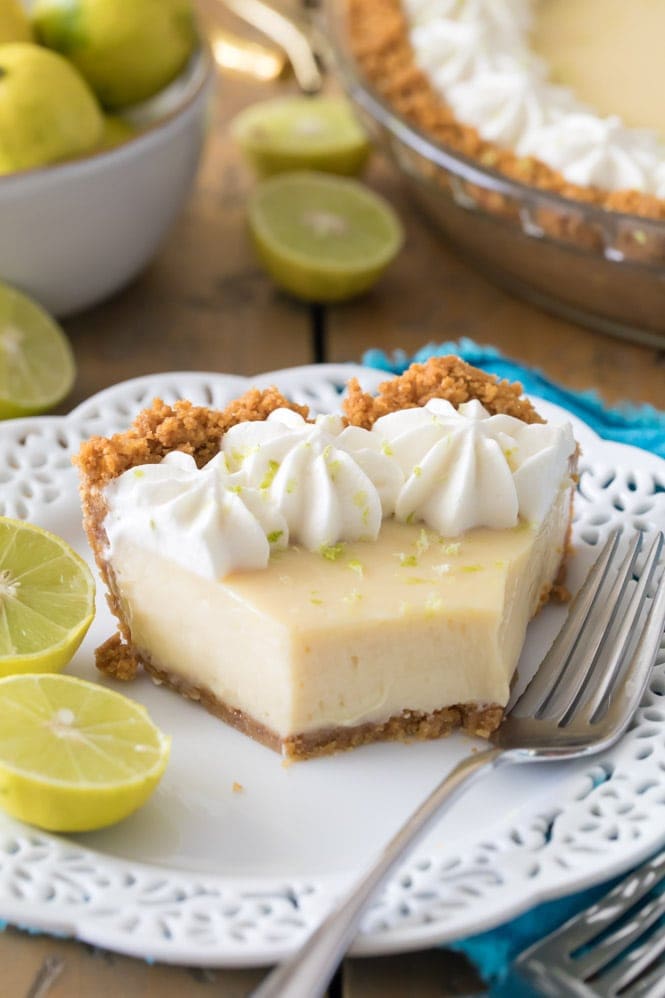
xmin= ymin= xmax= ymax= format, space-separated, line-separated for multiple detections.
xmin=0 ymin=0 xmax=214 ymax=317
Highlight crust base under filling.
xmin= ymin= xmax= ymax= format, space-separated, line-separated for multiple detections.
xmin=129 ymin=651 xmax=505 ymax=760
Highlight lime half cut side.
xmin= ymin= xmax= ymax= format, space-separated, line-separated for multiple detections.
xmin=0 ymin=517 xmax=95 ymax=677
xmin=248 ymin=171 xmax=404 ymax=303
xmin=232 ymin=95 xmax=371 ymax=177
xmin=0 ymin=673 xmax=170 ymax=831
xmin=0 ymin=282 xmax=76 ymax=419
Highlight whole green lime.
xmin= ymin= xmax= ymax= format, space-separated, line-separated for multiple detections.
xmin=98 ymin=114 xmax=136 ymax=151
xmin=0 ymin=43 xmax=103 ymax=174
xmin=0 ymin=0 xmax=33 ymax=43
xmin=33 ymin=0 xmax=198 ymax=110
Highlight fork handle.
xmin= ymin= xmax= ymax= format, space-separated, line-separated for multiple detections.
xmin=251 ymin=747 xmax=504 ymax=998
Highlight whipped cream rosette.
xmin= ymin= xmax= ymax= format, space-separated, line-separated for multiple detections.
xmin=221 ymin=409 xmax=402 ymax=550
xmin=447 ymin=57 xmax=576 ymax=150
xmin=518 ymin=114 xmax=663 ymax=192
xmin=410 ymin=18 xmax=498 ymax=92
xmin=103 ymin=451 xmax=287 ymax=580
xmin=371 ymin=399 xmax=575 ymax=536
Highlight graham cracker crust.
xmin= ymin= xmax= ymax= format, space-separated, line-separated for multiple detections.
xmin=134 ymin=655 xmax=504 ymax=760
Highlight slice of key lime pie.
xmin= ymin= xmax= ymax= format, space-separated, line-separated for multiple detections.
xmin=76 ymin=358 xmax=577 ymax=760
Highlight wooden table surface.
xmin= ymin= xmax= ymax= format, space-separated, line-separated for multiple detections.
xmin=6 ymin=1 xmax=665 ymax=995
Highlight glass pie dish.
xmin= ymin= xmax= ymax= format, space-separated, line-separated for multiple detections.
xmin=316 ymin=0 xmax=665 ymax=348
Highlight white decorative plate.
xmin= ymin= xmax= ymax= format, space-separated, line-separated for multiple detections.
xmin=0 ymin=364 xmax=664 ymax=968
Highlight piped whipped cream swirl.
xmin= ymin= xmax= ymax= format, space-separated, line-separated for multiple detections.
xmin=220 ymin=409 xmax=402 ymax=550
xmin=405 ymin=0 xmax=665 ymax=193
xmin=103 ymin=402 xmax=574 ymax=579
xmin=372 ymin=399 xmax=574 ymax=535
xmin=103 ymin=450 xmax=288 ymax=580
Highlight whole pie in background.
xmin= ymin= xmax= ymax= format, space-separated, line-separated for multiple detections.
xmin=349 ymin=0 xmax=665 ymax=219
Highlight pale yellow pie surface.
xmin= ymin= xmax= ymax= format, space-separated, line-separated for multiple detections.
xmin=109 ymin=496 xmax=569 ymax=744
xmin=533 ymin=0 xmax=665 ymax=137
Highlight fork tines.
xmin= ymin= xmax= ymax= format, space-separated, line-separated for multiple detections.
xmin=510 ymin=529 xmax=665 ymax=729
xmin=513 ymin=848 xmax=665 ymax=998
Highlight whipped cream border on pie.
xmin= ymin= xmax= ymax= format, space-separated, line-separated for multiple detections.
xmin=76 ymin=358 xmax=578 ymax=759
xmin=347 ymin=0 xmax=665 ymax=218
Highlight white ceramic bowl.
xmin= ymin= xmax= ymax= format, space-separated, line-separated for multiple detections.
xmin=0 ymin=47 xmax=214 ymax=317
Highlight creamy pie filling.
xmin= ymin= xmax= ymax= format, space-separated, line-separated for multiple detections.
xmin=532 ymin=0 xmax=665 ymax=137
xmin=109 ymin=489 xmax=570 ymax=743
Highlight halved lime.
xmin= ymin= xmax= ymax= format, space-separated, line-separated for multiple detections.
xmin=0 ymin=281 xmax=76 ymax=419
xmin=232 ymin=95 xmax=370 ymax=177
xmin=0 ymin=518 xmax=95 ymax=676
xmin=248 ymin=171 xmax=404 ymax=303
xmin=98 ymin=114 xmax=137 ymax=151
xmin=0 ymin=673 xmax=170 ymax=831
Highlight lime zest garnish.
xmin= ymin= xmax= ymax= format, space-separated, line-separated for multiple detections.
xmin=347 ymin=559 xmax=364 ymax=577
xmin=416 ymin=528 xmax=430 ymax=555
xmin=320 ymin=543 xmax=346 ymax=561
xmin=397 ymin=553 xmax=418 ymax=567
xmin=342 ymin=588 xmax=363 ymax=604
xmin=327 ymin=459 xmax=341 ymax=480
xmin=438 ymin=541 xmax=461 ymax=556
xmin=259 ymin=459 xmax=280 ymax=490
xmin=267 ymin=530 xmax=283 ymax=544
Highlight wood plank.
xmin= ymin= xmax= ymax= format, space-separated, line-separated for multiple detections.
xmin=327 ymin=156 xmax=665 ymax=408
xmin=343 ymin=949 xmax=484 ymax=997
xmin=0 ymin=925 xmax=265 ymax=998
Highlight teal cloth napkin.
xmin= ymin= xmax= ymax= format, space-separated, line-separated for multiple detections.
xmin=363 ymin=338 xmax=665 ymax=460
xmin=361 ymin=339 xmax=665 ymax=990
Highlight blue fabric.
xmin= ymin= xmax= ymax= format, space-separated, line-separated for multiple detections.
xmin=362 ymin=338 xmax=665 ymax=460
xmin=361 ymin=339 xmax=665 ymax=991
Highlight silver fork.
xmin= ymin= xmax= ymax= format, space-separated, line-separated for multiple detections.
xmin=508 ymin=847 xmax=665 ymax=997
xmin=251 ymin=529 xmax=665 ymax=998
